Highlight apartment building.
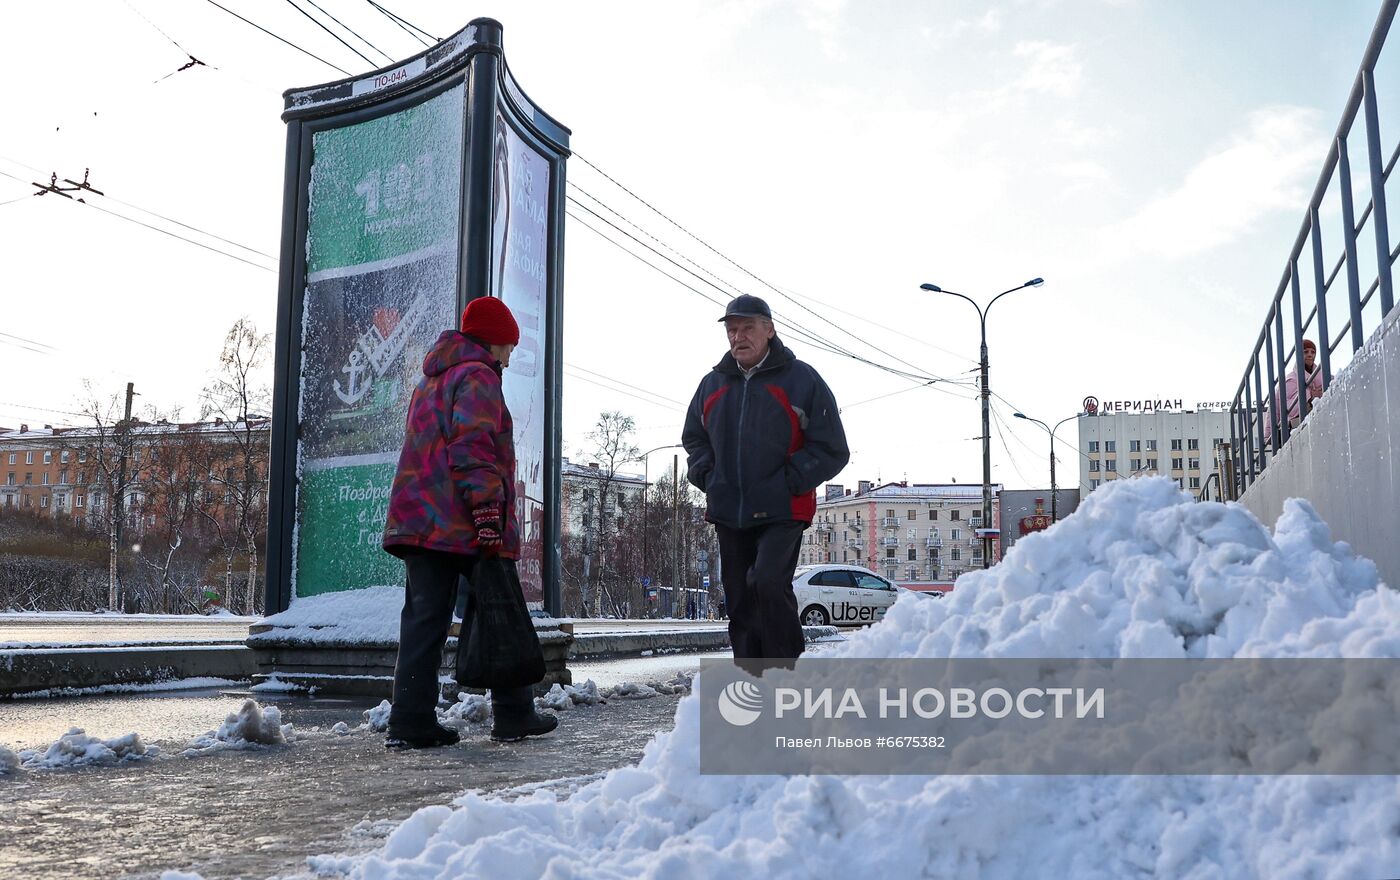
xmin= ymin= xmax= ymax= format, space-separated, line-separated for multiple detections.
xmin=0 ymin=419 xmax=268 ymax=534
xmin=802 ymin=480 xmax=1003 ymax=591
xmin=1077 ymin=407 xmax=1230 ymax=497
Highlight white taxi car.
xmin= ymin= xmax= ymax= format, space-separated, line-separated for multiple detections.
xmin=792 ymin=564 xmax=901 ymax=627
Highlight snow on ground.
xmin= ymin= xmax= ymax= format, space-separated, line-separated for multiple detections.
xmin=309 ymin=478 xmax=1400 ymax=879
xmin=247 ymin=585 xmax=403 ymax=645
xmin=182 ymin=699 xmax=292 ymax=757
xmin=10 ymin=728 xmax=157 ymax=770
xmin=8 ymin=677 xmax=244 ymax=700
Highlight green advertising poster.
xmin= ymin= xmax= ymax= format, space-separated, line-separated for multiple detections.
xmin=294 ymin=85 xmax=464 ymax=598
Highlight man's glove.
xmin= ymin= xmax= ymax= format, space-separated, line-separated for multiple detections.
xmin=472 ymin=505 xmax=503 ymax=556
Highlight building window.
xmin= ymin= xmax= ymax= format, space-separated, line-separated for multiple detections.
xmin=929 ymin=510 xmax=937 ymax=520
xmin=951 ymin=510 xmax=961 ymax=520
xmin=886 ymin=548 xmax=896 ymax=559
xmin=78 ymin=449 xmax=87 ymax=463
xmin=842 ymin=512 xmax=848 ymax=521
xmin=59 ymin=470 xmax=68 ymax=485
xmin=24 ymin=473 xmax=33 ymax=485
xmin=951 ymin=529 xmax=961 ymax=541
xmin=40 ymin=495 xmax=49 ymax=508
xmin=907 ymin=509 xmax=916 ymax=520
xmin=1105 ymin=440 xmax=1116 ymax=453
xmin=1147 ymin=458 xmax=1158 ymax=470
xmin=43 ymin=451 xmax=52 ymax=464
xmin=1130 ymin=440 xmax=1141 ymax=452
xmin=41 ymin=473 xmax=49 ymax=486
xmin=1171 ymin=439 xmax=1182 ymax=451
xmin=1147 ymin=439 xmax=1158 ymax=452
xmin=1172 ymin=457 xmax=1184 ymax=470
xmin=1189 ymin=477 xmax=1201 ymax=489
xmin=76 ymin=495 xmax=84 ymax=508
xmin=908 ymin=548 xmax=917 ymax=561
xmin=55 ymin=495 xmax=66 ymax=509
xmin=1189 ymin=458 xmax=1200 ymax=470
xmin=1088 ymin=441 xmax=1099 ymax=453
xmin=6 ymin=453 xmax=13 ymax=465
xmin=1130 ymin=458 xmax=1142 ymax=471
xmin=1105 ymin=460 xmax=1116 ymax=472
xmin=973 ymin=548 xmax=983 ymax=561
xmin=1090 ymin=479 xmax=1100 ymax=489
xmin=60 ymin=451 xmax=70 ymax=464
xmin=1213 ymin=437 xmax=1223 ymax=448
xmin=1089 ymin=460 xmax=1100 ymax=472
xmin=1188 ymin=438 xmax=1199 ymax=451
xmin=25 ymin=452 xmax=33 ymax=465
xmin=951 ymin=549 xmax=961 ymax=561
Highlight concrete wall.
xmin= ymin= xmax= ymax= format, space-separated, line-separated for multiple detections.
xmin=1239 ymin=308 xmax=1400 ymax=590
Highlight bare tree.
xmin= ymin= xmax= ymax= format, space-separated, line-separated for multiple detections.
xmin=565 ymin=412 xmax=640 ymax=617
xmin=74 ymin=381 xmax=142 ymax=611
xmin=136 ymin=415 xmax=217 ymax=613
xmin=200 ymin=318 xmax=272 ymax=615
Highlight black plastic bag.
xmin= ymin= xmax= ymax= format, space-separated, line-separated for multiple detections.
xmin=456 ymin=556 xmax=546 ymax=689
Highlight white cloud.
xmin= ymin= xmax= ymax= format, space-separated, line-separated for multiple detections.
xmin=1012 ymin=40 xmax=1084 ymax=98
xmin=1102 ymin=105 xmax=1326 ymax=260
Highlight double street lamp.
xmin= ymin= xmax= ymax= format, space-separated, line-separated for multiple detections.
xmin=1012 ymin=411 xmax=1081 ymax=522
xmin=920 ymin=278 xmax=1044 ymax=569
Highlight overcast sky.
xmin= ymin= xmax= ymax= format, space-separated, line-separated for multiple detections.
xmin=0 ymin=0 xmax=1388 ymax=490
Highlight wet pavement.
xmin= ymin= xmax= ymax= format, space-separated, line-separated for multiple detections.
xmin=0 ymin=688 xmax=686 ymax=880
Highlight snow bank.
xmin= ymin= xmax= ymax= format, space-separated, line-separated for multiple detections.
xmin=0 ymin=744 xmax=18 ymax=774
xmin=442 ymin=692 xmax=492 ymax=725
xmin=16 ymin=728 xmax=157 ymax=770
xmin=248 ymin=585 xmax=402 ymax=645
xmin=331 ymin=478 xmax=1400 ymax=879
xmin=183 ymin=699 xmax=292 ymax=756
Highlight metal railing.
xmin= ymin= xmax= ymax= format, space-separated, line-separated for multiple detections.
xmin=1231 ymin=0 xmax=1399 ymax=497
xmin=881 ymin=536 xmax=900 ymax=547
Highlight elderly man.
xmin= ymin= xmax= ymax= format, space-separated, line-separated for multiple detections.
xmin=682 ymin=294 xmax=849 ymax=661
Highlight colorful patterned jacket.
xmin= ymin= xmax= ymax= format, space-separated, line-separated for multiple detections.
xmin=383 ymin=330 xmax=518 ymax=559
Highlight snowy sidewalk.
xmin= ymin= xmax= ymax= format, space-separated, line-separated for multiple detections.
xmin=0 ymin=690 xmax=686 ymax=880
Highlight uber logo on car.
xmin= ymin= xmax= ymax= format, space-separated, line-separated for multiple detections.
xmin=791 ymin=563 xmax=902 ymax=628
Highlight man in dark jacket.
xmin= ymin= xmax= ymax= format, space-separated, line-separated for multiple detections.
xmin=381 ymin=295 xmax=557 ymax=748
xmin=682 ymin=295 xmax=849 ymax=660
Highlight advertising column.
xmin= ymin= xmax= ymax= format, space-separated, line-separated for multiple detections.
xmin=294 ymin=86 xmax=464 ymax=598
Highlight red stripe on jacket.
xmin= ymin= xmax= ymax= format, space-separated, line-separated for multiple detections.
xmin=765 ymin=384 xmax=816 ymax=522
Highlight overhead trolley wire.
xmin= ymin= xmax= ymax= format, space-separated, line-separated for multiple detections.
xmin=199 ymin=0 xmax=351 ymax=76
xmin=365 ymin=0 xmax=436 ymax=46
xmin=284 ymin=0 xmax=377 ymax=68
xmin=300 ymin=0 xmax=396 ymax=63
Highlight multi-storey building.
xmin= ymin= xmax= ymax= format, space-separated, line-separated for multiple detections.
xmin=1076 ymin=407 xmax=1230 ymax=497
xmin=0 ymin=419 xmax=268 ymax=534
xmin=801 ymin=480 xmax=1003 ymax=592
xmin=559 ymin=457 xmax=647 ymax=540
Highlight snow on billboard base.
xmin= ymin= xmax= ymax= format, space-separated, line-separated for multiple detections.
xmin=297 ymin=479 xmax=1400 ymax=875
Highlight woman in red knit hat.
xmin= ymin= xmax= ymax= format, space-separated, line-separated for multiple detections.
xmin=380 ymin=295 xmax=557 ymax=748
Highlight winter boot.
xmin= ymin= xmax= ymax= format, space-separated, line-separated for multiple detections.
xmin=490 ymin=686 xmax=558 ymax=742
xmin=386 ymin=711 xmax=461 ymax=750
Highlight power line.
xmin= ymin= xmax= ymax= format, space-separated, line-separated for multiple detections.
xmin=199 ymin=0 xmax=351 ymax=76
xmin=563 ymin=369 xmax=683 ymax=413
xmin=300 ymin=0 xmax=395 ymax=63
xmin=571 ymin=154 xmax=967 ymax=387
xmin=121 ymin=0 xmax=196 ymax=56
xmin=364 ymin=0 xmax=435 ymax=46
xmin=284 ymin=0 xmax=375 ymax=68
xmin=565 ymin=363 xmax=687 ymax=407
xmin=79 ymin=199 xmax=276 ymax=272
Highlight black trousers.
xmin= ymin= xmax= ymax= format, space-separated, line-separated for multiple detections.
xmin=392 ymin=550 xmax=476 ymax=721
xmin=714 ymin=521 xmax=807 ymax=660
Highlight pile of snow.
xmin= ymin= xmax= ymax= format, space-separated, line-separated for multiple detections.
xmin=15 ymin=728 xmax=156 ymax=770
xmin=364 ymin=699 xmax=392 ymax=732
xmin=536 ymin=680 xmax=605 ymax=711
xmin=183 ymin=700 xmax=292 ymax=756
xmin=0 ymin=744 xmax=19 ymax=774
xmin=324 ymin=479 xmax=1400 ymax=879
xmin=442 ymin=692 xmax=493 ymax=725
xmin=248 ymin=585 xmax=404 ymax=645
xmin=331 ymin=721 xmax=352 ymax=736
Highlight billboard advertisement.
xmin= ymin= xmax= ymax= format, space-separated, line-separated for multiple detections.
xmin=295 ymin=85 xmax=463 ymax=598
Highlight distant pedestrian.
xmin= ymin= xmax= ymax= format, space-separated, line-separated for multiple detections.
xmin=682 ymin=295 xmax=849 ymax=662
xmin=1281 ymin=339 xmax=1325 ymax=428
xmin=382 ymin=296 xmax=557 ymax=748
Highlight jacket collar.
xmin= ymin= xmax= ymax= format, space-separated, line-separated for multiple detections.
xmin=714 ymin=334 xmax=794 ymax=376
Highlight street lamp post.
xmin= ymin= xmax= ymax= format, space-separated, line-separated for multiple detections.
xmin=920 ymin=278 xmax=1044 ymax=568
xmin=640 ymin=443 xmax=683 ymax=613
xmin=1013 ymin=411 xmax=1081 ymax=522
